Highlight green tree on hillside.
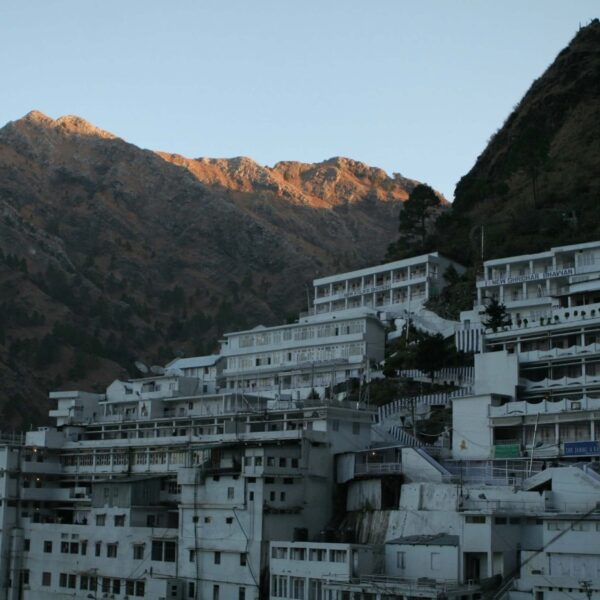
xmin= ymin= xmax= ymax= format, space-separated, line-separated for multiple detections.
xmin=414 ymin=334 xmax=447 ymax=382
xmin=387 ymin=183 xmax=441 ymax=259
xmin=482 ymin=298 xmax=511 ymax=332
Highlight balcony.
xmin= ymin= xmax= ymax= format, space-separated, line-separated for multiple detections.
xmin=354 ymin=462 xmax=402 ymax=476
xmin=519 ymin=374 xmax=600 ymax=391
xmin=519 ymin=342 xmax=600 ymax=362
xmin=21 ymin=487 xmax=88 ymax=502
xmin=490 ymin=396 xmax=600 ymax=418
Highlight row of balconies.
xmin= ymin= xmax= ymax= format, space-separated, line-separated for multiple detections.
xmin=314 ymin=275 xmax=429 ymax=302
xmin=519 ymin=374 xmax=600 ymax=390
xmin=518 ymin=342 xmax=600 ymax=362
xmin=490 ymin=396 xmax=600 ymax=418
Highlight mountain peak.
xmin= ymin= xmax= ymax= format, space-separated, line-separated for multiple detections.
xmin=53 ymin=114 xmax=117 ymax=139
xmin=10 ymin=111 xmax=118 ymax=140
xmin=22 ymin=110 xmax=53 ymax=124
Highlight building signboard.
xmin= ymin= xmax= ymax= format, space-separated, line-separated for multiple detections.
xmin=563 ymin=440 xmax=600 ymax=457
xmin=494 ymin=444 xmax=521 ymax=458
xmin=478 ymin=268 xmax=575 ymax=288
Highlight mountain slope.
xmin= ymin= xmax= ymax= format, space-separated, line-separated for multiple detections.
xmin=434 ymin=19 xmax=600 ymax=264
xmin=0 ymin=111 xmax=421 ymax=425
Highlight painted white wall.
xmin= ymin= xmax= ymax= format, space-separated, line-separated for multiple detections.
xmin=452 ymin=394 xmax=494 ymax=459
xmin=473 ymin=351 xmax=518 ymax=397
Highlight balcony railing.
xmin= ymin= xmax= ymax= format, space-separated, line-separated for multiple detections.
xmin=354 ymin=462 xmax=403 ymax=476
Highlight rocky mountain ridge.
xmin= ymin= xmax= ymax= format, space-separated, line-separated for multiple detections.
xmin=0 ymin=111 xmax=422 ymax=425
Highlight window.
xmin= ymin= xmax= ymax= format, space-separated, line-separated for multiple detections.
xmin=59 ymin=573 xmax=67 ymax=588
xmin=239 ymin=587 xmax=246 ymax=600
xmin=226 ymin=517 xmax=233 ymax=524
xmin=133 ymin=544 xmax=145 ymax=560
xmin=68 ymin=574 xmax=76 ymax=589
xmin=272 ymin=546 xmax=288 ymax=559
xmin=21 ymin=570 xmax=29 ymax=586
xmin=430 ymin=552 xmax=440 ymax=570
xmin=249 ymin=491 xmax=254 ymax=501
xmin=267 ymin=457 xmax=275 ymax=467
xmin=291 ymin=577 xmax=305 ymax=599
xmin=291 ymin=548 xmax=306 ymax=560
xmin=466 ymin=515 xmax=486 ymax=524
xmin=227 ymin=487 xmax=234 ymax=499
xmin=204 ymin=516 xmax=212 ymax=523
xmin=280 ymin=492 xmax=286 ymax=501
xmin=107 ymin=543 xmax=118 ymax=558
xmin=95 ymin=542 xmax=102 ymax=557
xmin=152 ymin=540 xmax=176 ymax=562
xmin=255 ymin=457 xmax=263 ymax=467
xmin=291 ymin=458 xmax=299 ymax=468
xmin=113 ymin=579 xmax=121 ymax=594
xmin=213 ymin=584 xmax=220 ymax=600
xmin=96 ymin=514 xmax=106 ymax=526
xmin=146 ymin=514 xmax=156 ymax=527
xmin=23 ymin=539 xmax=30 ymax=552
xmin=240 ymin=553 xmax=247 ymax=566
xmin=495 ymin=517 xmax=507 ymax=525
xmin=214 ymin=551 xmax=221 ymax=564
xmin=330 ymin=550 xmax=347 ymax=562
xmin=102 ymin=577 xmax=111 ymax=593
xmin=80 ymin=576 xmax=89 ymax=590
xmin=81 ymin=541 xmax=87 ymax=556
xmin=135 ymin=580 xmax=145 ymax=597
xmin=115 ymin=514 xmax=126 ymax=527
xmin=309 ymin=548 xmax=326 ymax=561
xmin=188 ymin=582 xmax=196 ymax=598
xmin=189 ymin=549 xmax=196 ymax=563
xmin=42 ymin=572 xmax=51 ymax=587
xmin=61 ymin=541 xmax=69 ymax=553
xmin=43 ymin=540 xmax=52 ymax=553
xmin=397 ymin=551 xmax=405 ymax=568
xmin=270 ymin=491 xmax=276 ymax=501
xmin=279 ymin=458 xmax=286 ymax=467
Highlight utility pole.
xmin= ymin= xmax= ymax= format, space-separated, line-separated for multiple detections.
xmin=580 ymin=580 xmax=592 ymax=600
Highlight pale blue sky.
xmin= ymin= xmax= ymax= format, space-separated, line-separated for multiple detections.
xmin=1 ymin=1 xmax=598 ymax=199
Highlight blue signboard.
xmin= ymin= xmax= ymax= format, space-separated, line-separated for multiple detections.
xmin=563 ymin=440 xmax=600 ymax=457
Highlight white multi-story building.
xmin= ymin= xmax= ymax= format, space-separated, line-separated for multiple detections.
xmin=219 ymin=312 xmax=385 ymax=400
xmin=312 ymin=252 xmax=464 ymax=317
xmin=0 ymin=375 xmax=375 ymax=600
xmin=457 ymin=240 xmax=600 ymax=352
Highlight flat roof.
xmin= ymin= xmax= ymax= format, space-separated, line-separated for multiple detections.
xmin=386 ymin=533 xmax=459 ymax=547
xmin=223 ymin=312 xmax=384 ymax=338
xmin=313 ymin=252 xmax=459 ymax=286
xmin=485 ymin=240 xmax=600 ymax=267
xmin=166 ymin=355 xmax=221 ymax=369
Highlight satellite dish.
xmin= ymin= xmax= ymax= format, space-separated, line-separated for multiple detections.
xmin=151 ymin=365 xmax=166 ymax=375
xmin=134 ymin=360 xmax=149 ymax=374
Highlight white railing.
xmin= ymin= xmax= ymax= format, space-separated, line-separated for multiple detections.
xmin=489 ymin=396 xmax=600 ymax=418
xmin=354 ymin=462 xmax=403 ymax=475
xmin=0 ymin=432 xmax=25 ymax=445
xmin=396 ymin=367 xmax=474 ymax=385
xmin=378 ymin=388 xmax=471 ymax=422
